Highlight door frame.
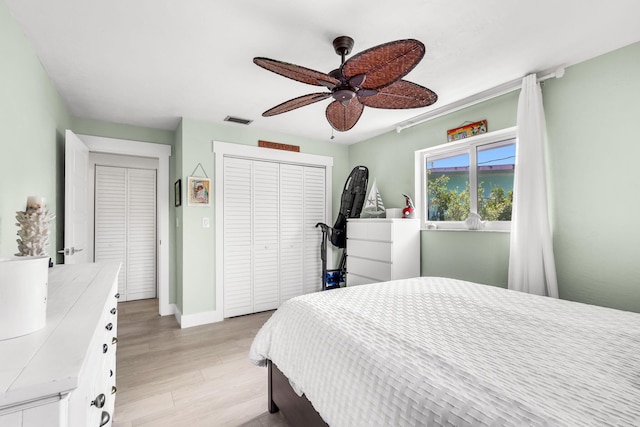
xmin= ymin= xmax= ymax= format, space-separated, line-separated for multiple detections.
xmin=213 ymin=140 xmax=333 ymax=320
xmin=78 ymin=134 xmax=172 ymax=316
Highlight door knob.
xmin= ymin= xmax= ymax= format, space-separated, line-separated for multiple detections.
xmin=56 ymin=247 xmax=84 ymax=255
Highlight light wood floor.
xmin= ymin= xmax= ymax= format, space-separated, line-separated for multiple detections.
xmin=113 ymin=299 xmax=290 ymax=427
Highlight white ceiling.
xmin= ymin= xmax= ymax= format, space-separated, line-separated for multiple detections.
xmin=5 ymin=0 xmax=640 ymax=144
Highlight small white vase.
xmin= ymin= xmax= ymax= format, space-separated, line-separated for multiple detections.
xmin=0 ymin=256 xmax=49 ymax=340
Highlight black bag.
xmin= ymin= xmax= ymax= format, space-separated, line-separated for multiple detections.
xmin=330 ymin=166 xmax=368 ymax=248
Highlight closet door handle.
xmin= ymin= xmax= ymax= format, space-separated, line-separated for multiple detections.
xmin=100 ymin=411 xmax=110 ymax=426
xmin=105 ymin=323 xmax=113 ymax=331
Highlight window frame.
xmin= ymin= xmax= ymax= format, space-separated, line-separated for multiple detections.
xmin=414 ymin=126 xmax=517 ymax=231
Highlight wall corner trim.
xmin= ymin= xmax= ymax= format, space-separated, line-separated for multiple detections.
xmin=175 ymin=307 xmax=224 ymax=328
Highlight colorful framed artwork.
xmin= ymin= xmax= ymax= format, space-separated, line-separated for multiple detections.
xmin=187 ymin=176 xmax=211 ymax=207
xmin=447 ymin=120 xmax=488 ymax=142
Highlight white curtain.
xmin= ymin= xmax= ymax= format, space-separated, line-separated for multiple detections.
xmin=508 ymin=74 xmax=558 ymax=297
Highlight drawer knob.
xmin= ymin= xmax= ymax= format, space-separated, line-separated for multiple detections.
xmin=114 ymin=292 xmax=120 ymax=299
xmin=105 ymin=323 xmax=113 ymax=331
xmin=110 ymin=308 xmax=117 ymax=315
xmin=102 ymin=344 xmax=108 ymax=354
xmin=91 ymin=393 xmax=106 ymax=408
xmin=112 ymin=336 xmax=118 ymax=345
xmin=111 ymin=385 xmax=117 ymax=395
xmin=110 ymin=369 xmax=113 ymax=377
xmin=100 ymin=411 xmax=111 ymax=427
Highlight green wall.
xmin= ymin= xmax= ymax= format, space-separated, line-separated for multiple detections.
xmin=349 ymin=91 xmax=519 ymax=288
xmin=176 ymin=118 xmax=349 ymax=315
xmin=0 ymin=1 xmax=71 ymax=259
xmin=544 ymin=42 xmax=640 ymax=312
xmin=73 ymin=117 xmax=175 ymax=146
xmin=349 ymin=42 xmax=640 ymax=312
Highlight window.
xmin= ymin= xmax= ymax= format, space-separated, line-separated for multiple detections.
xmin=414 ymin=127 xmax=516 ymax=231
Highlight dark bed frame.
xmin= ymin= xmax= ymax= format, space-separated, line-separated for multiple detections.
xmin=268 ymin=360 xmax=328 ymax=426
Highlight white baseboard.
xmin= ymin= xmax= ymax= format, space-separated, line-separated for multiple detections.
xmin=159 ymin=303 xmax=176 ymax=317
xmin=174 ymin=307 xmax=224 ymax=328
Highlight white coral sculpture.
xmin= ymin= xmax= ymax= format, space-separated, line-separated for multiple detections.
xmin=15 ymin=208 xmax=55 ymax=257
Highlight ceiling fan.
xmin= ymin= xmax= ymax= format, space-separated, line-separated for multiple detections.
xmin=253 ymin=36 xmax=438 ymax=132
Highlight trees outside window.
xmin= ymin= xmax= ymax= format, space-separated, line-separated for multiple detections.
xmin=416 ymin=127 xmax=517 ymax=231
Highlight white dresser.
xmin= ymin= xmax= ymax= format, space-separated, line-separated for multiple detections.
xmin=0 ymin=262 xmax=121 ymax=427
xmin=346 ymin=218 xmax=420 ymax=286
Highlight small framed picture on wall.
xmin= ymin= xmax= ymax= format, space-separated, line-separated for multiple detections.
xmin=174 ymin=179 xmax=182 ymax=207
xmin=187 ymin=176 xmax=211 ymax=207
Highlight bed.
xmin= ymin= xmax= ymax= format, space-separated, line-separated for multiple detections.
xmin=249 ymin=276 xmax=640 ymax=426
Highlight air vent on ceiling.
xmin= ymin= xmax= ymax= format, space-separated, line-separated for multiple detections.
xmin=224 ymin=116 xmax=253 ymax=125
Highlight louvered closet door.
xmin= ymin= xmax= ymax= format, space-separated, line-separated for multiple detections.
xmin=95 ymin=166 xmax=127 ymax=296
xmin=222 ymin=156 xmax=328 ymax=317
xmin=127 ymin=168 xmax=157 ymax=300
xmin=252 ymin=161 xmax=280 ymax=312
xmin=303 ymin=166 xmax=326 ymax=294
xmin=279 ymin=164 xmax=304 ymax=302
xmin=223 ymin=157 xmax=253 ymax=317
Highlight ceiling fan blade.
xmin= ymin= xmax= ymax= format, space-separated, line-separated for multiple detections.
xmin=358 ymin=80 xmax=437 ymax=109
xmin=342 ymin=39 xmax=425 ymax=90
xmin=262 ymin=93 xmax=330 ymax=117
xmin=326 ymin=98 xmax=364 ymax=132
xmin=254 ymin=57 xmax=340 ymax=87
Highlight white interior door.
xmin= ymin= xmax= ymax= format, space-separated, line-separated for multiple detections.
xmin=126 ymin=168 xmax=157 ymax=300
xmin=63 ymin=130 xmax=89 ymax=264
xmin=94 ymin=166 xmax=127 ymax=295
xmin=303 ymin=166 xmax=326 ymax=294
xmin=252 ymin=160 xmax=280 ymax=312
xmin=223 ymin=157 xmax=253 ymax=317
xmin=279 ymin=164 xmax=304 ymax=302
xmin=94 ymin=165 xmax=156 ymax=301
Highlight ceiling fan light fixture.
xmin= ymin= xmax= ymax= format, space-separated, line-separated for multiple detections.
xmin=332 ymin=89 xmax=355 ymax=103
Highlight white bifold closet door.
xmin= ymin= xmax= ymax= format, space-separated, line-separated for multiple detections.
xmin=302 ymin=166 xmax=325 ymax=294
xmin=94 ymin=166 xmax=157 ymax=301
xmin=252 ymin=161 xmax=280 ymax=312
xmin=279 ymin=164 xmax=304 ymax=301
xmin=223 ymin=157 xmax=325 ymax=318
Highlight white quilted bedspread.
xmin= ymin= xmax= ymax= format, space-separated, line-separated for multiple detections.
xmin=249 ymin=277 xmax=640 ymax=426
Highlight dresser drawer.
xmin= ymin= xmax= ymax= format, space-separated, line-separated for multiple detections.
xmin=348 ymin=240 xmax=392 ymax=262
xmin=347 ymin=221 xmax=392 ymax=242
xmin=347 ymin=273 xmax=381 ymax=286
xmin=348 ymin=257 xmax=391 ymax=282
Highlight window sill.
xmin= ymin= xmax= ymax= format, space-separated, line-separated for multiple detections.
xmin=421 ymin=228 xmax=510 ymax=233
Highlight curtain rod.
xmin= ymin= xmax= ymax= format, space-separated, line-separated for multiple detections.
xmin=395 ymin=67 xmax=565 ymax=133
